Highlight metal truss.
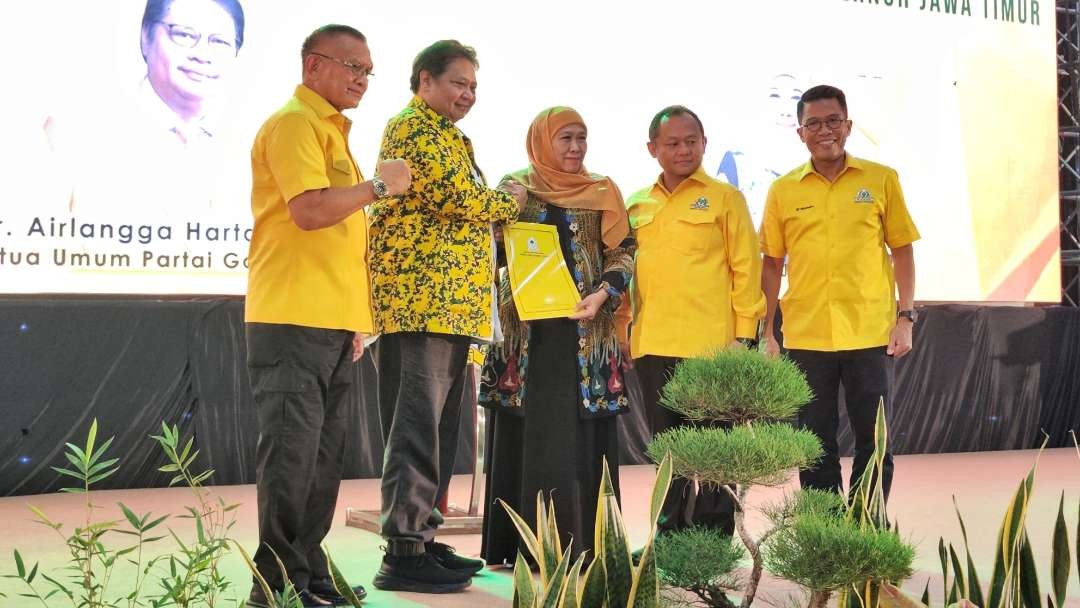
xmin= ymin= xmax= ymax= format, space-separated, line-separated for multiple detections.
xmin=1060 ymin=1 xmax=1080 ymax=305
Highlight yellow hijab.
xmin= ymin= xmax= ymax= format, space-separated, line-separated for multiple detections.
xmin=507 ymin=107 xmax=630 ymax=249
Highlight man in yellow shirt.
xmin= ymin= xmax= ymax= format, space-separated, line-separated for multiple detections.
xmin=368 ymin=40 xmax=525 ymax=594
xmin=760 ymin=85 xmax=920 ymax=500
xmin=626 ymin=105 xmax=765 ymax=538
xmin=245 ymin=24 xmax=410 ymax=607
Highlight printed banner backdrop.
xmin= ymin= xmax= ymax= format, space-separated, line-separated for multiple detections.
xmin=0 ymin=0 xmax=1059 ymax=300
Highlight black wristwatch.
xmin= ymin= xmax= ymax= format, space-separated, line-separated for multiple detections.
xmin=897 ymin=309 xmax=918 ymax=324
xmin=736 ymin=337 xmax=758 ymax=349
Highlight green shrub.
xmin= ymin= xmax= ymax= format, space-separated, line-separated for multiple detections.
xmin=659 ymin=349 xmax=812 ymax=425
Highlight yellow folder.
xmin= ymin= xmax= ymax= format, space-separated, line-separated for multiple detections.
xmin=504 ymin=222 xmax=581 ymax=320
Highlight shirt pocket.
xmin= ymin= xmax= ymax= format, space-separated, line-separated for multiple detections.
xmin=328 ymin=155 xmax=355 ymax=187
xmin=667 ymin=210 xmax=719 ymax=255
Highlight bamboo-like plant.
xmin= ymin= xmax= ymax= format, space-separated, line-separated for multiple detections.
xmin=151 ymin=422 xmax=241 ymax=607
xmin=643 ymin=347 xmax=821 ymax=608
xmin=2 ymin=419 xmax=367 ymax=607
xmin=2 ymin=419 xmax=169 ymax=608
xmin=499 ymin=453 xmax=674 ymax=608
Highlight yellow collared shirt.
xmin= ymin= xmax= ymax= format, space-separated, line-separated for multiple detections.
xmin=760 ymin=155 xmax=920 ymax=351
xmin=626 ymin=167 xmax=765 ymax=359
xmin=245 ymin=84 xmax=374 ymax=332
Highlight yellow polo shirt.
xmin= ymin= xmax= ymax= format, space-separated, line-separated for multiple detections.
xmin=760 ymin=156 xmax=920 ymax=351
xmin=626 ymin=167 xmax=765 ymax=359
xmin=245 ymin=85 xmax=374 ymax=332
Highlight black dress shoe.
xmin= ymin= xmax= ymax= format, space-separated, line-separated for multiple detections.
xmin=247 ymin=586 xmax=334 ymax=607
xmin=372 ymin=552 xmax=472 ymax=593
xmin=425 ymin=541 xmax=485 ymax=576
xmin=307 ymin=577 xmax=367 ymax=605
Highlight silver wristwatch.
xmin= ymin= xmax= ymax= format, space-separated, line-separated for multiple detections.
xmin=371 ymin=175 xmax=389 ymax=198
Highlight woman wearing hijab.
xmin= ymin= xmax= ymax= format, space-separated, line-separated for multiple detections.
xmin=479 ymin=107 xmax=635 ymax=565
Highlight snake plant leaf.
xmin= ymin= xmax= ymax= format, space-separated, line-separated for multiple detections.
xmin=579 ymin=556 xmax=606 ymax=608
xmin=939 ymin=538 xmax=950 ymax=602
xmin=952 ymin=497 xmax=986 ymax=608
xmin=1017 ymin=531 xmax=1041 ymax=608
xmin=233 ymin=541 xmax=275 ymax=608
xmin=949 ymin=544 xmax=967 ymax=600
xmin=987 ymin=454 xmax=1040 ymax=608
xmin=540 ymin=547 xmax=573 ymax=608
xmin=539 ymin=494 xmax=560 ymax=586
xmin=627 ymin=537 xmax=659 ymax=608
xmin=1051 ymin=492 xmax=1070 ymax=608
xmin=649 ymin=452 xmax=673 ymax=526
xmin=597 ymin=457 xmax=632 ymax=608
xmin=532 ymin=491 xmax=556 ymax=585
xmin=513 ymin=551 xmax=537 ymax=608
xmin=322 ymin=548 xmax=364 ymax=607
xmin=499 ymin=497 xmax=544 ymax=575
xmin=561 ymin=553 xmax=587 ymax=608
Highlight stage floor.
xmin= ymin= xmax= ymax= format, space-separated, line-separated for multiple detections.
xmin=0 ymin=449 xmax=1077 ymax=607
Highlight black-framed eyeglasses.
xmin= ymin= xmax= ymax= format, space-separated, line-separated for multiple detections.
xmin=801 ymin=117 xmax=848 ymax=132
xmin=308 ymin=52 xmax=374 ymax=79
xmin=157 ymin=22 xmax=237 ymax=54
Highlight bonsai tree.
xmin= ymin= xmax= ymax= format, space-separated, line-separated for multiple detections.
xmin=644 ymin=347 xmax=821 ymax=608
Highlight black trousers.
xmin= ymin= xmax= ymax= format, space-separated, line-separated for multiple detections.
xmin=787 ymin=347 xmax=894 ymax=499
xmin=377 ymin=331 xmax=470 ymax=556
xmin=246 ymin=322 xmax=355 ymax=591
xmin=636 ymin=355 xmax=736 ymax=536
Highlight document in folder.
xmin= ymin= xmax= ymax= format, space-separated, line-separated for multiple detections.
xmin=504 ymin=222 xmax=581 ymax=320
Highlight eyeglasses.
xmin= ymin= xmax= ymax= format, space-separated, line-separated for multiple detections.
xmin=157 ymin=22 xmax=237 ymax=54
xmin=308 ymin=52 xmax=374 ymax=79
xmin=801 ymin=117 xmax=848 ymax=132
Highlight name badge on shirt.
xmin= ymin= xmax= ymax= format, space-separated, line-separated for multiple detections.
xmin=691 ymin=196 xmax=710 ymax=210
xmin=854 ymin=188 xmax=875 ymax=204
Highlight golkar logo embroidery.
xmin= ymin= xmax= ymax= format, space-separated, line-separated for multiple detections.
xmin=854 ymin=188 xmax=874 ymax=204
xmin=691 ymin=196 xmax=710 ymax=210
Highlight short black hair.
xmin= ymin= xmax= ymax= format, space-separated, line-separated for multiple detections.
xmin=301 ymin=24 xmax=367 ymax=60
xmin=648 ymin=105 xmax=705 ymax=141
xmin=410 ymin=40 xmax=478 ymax=93
xmin=797 ymin=85 xmax=847 ymax=122
xmin=140 ymin=0 xmax=245 ymax=60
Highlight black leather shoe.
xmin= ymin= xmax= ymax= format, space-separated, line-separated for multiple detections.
xmin=247 ymin=586 xmax=334 ymax=607
xmin=425 ymin=541 xmax=485 ymax=575
xmin=372 ymin=552 xmax=472 ymax=593
xmin=308 ymin=577 xmax=367 ymax=605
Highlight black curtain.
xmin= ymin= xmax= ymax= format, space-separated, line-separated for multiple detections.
xmin=2 ymin=300 xmax=1078 ymax=496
